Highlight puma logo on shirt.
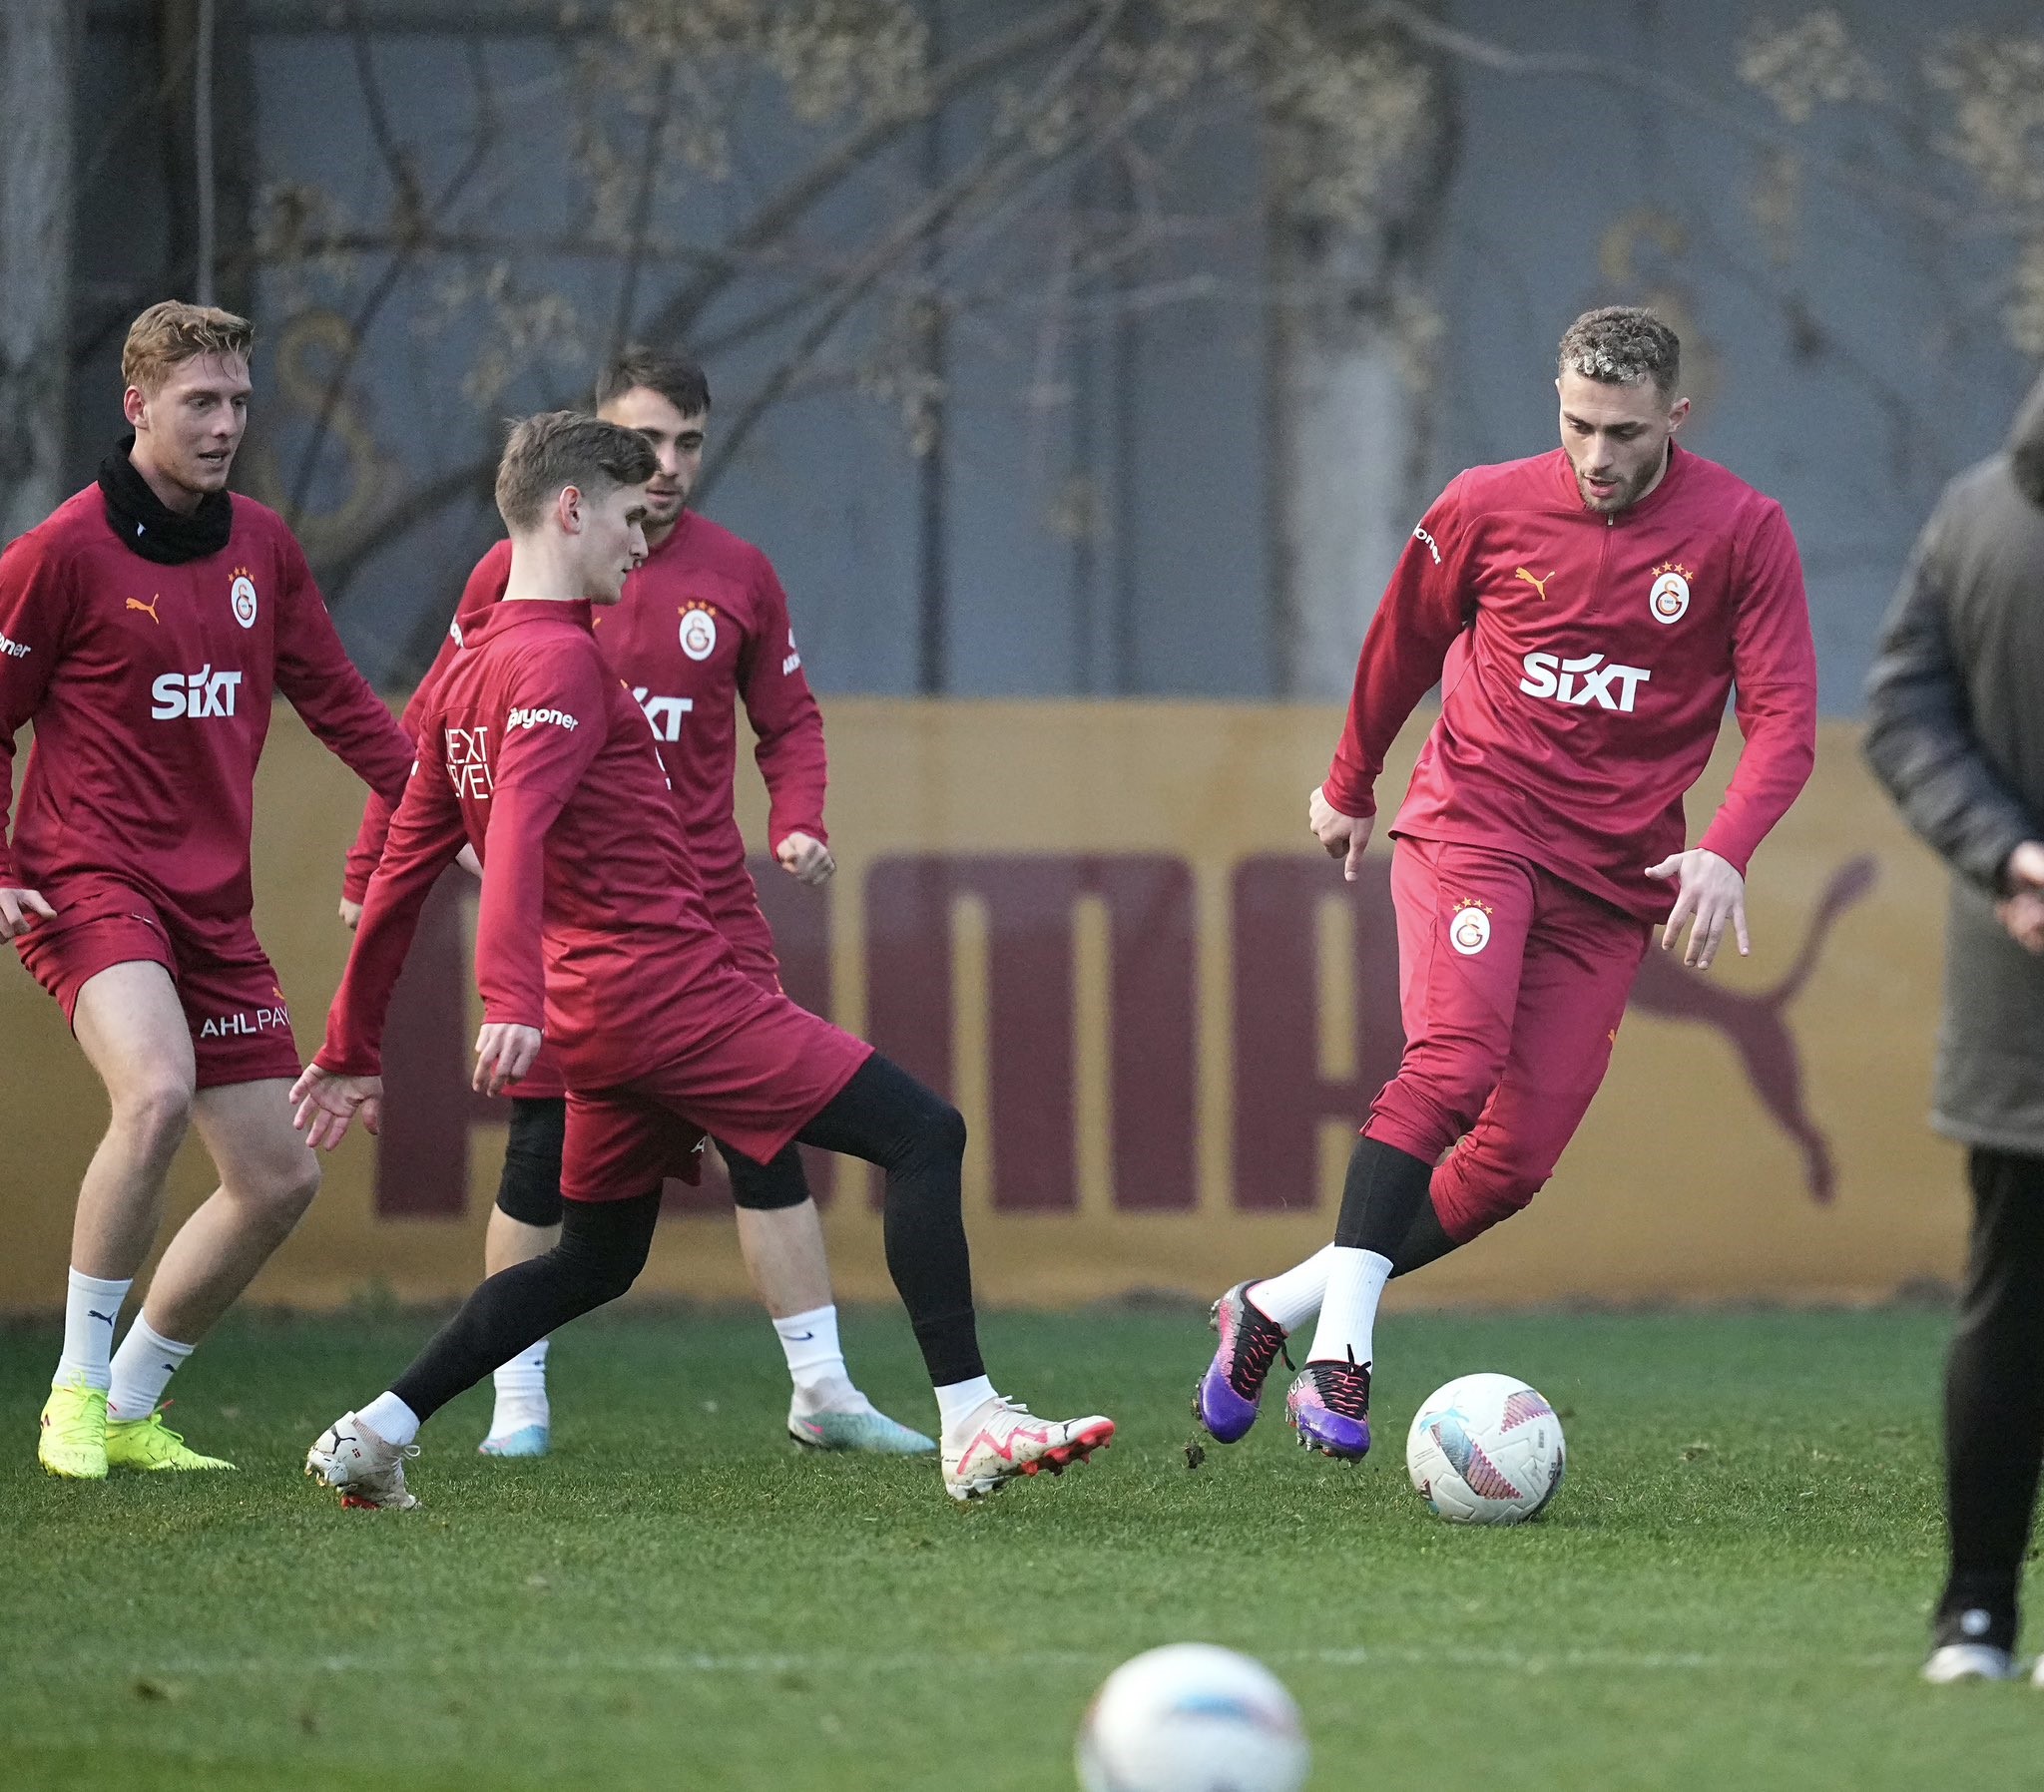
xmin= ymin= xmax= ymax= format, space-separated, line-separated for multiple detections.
xmin=126 ymin=596 xmax=161 ymax=624
xmin=1513 ymin=567 xmax=1555 ymax=600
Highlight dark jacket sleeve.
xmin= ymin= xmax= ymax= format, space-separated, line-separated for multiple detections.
xmin=1862 ymin=509 xmax=2036 ymax=894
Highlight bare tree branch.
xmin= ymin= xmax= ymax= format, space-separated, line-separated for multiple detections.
xmin=285 ymin=32 xmax=499 ymax=520
xmin=695 ymin=2 xmax=1130 ymax=502
xmin=636 ymin=0 xmax=1096 ymax=345
xmin=1367 ymin=0 xmax=1968 ymax=229
xmin=605 ymin=55 xmax=678 ymax=361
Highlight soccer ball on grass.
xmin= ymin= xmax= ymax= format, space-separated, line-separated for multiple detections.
xmin=1405 ymin=1372 xmax=1566 ymax=1525
xmin=1076 ymin=1643 xmax=1308 ymax=1792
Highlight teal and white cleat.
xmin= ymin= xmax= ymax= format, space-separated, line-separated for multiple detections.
xmin=478 ymin=1423 xmax=551 ymax=1459
xmin=789 ymin=1406 xmax=936 ymax=1455
xmin=788 ymin=1384 xmax=935 ymax=1455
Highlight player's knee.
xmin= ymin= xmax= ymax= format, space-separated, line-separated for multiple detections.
xmin=246 ymin=1154 xmax=321 ymax=1236
xmin=113 ymin=1075 xmax=195 ymax=1156
xmin=726 ymin=1146 xmax=809 ymax=1211
xmin=922 ymin=1099 xmax=967 ymax=1164
xmin=556 ymin=1198 xmax=657 ymax=1305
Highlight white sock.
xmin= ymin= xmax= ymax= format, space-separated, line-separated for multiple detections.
xmin=489 ymin=1338 xmax=551 ymax=1437
xmin=934 ymin=1374 xmax=998 ymax=1437
xmin=1305 ymin=1247 xmax=1393 ymax=1367
xmin=106 ymin=1315 xmax=196 ymax=1421
xmin=1247 ymin=1245 xmax=1335 ymax=1332
xmin=357 ymin=1391 xmax=421 ymax=1448
xmin=55 ymin=1269 xmax=132 ymax=1392
xmin=772 ymin=1303 xmax=849 ymax=1400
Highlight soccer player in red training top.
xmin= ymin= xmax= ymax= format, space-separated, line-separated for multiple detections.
xmin=293 ymin=412 xmax=1114 ymax=1508
xmin=1194 ymin=307 xmax=1817 ymax=1462
xmin=343 ymin=350 xmax=930 ymax=1460
xmin=0 ymin=302 xmax=415 ymax=1478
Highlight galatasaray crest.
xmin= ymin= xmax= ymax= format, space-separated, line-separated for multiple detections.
xmin=679 ymin=603 xmax=719 ymax=662
xmin=1648 ymin=562 xmax=1691 ymax=626
xmin=230 ymin=567 xmax=259 ymax=630
xmin=1448 ymin=899 xmax=1493 ymax=957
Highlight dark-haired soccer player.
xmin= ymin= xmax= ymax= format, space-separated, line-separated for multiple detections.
xmin=296 ymin=412 xmax=1114 ymax=1508
xmin=1195 ymin=307 xmax=1817 ymax=1462
xmin=0 ymin=301 xmax=415 ymax=1478
xmin=344 ymin=350 xmax=929 ymax=1457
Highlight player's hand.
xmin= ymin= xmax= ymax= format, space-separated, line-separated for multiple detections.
xmin=1646 ymin=847 xmax=1749 ymax=970
xmin=0 ymin=886 xmax=57 ymax=940
xmin=473 ymin=1022 xmax=543 ymax=1096
xmin=775 ymin=830 xmax=835 ymax=887
xmin=1996 ymin=889 xmax=2044 ymax=955
xmin=289 ymin=1064 xmax=383 ymax=1149
xmin=337 ymin=897 xmax=363 ymax=931
xmin=456 ymin=843 xmax=483 ymax=879
xmin=1307 ymin=785 xmax=1372 ymax=883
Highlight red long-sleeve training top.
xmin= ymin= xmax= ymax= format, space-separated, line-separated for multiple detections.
xmin=341 ymin=513 xmax=825 ymax=907
xmin=319 ymin=600 xmax=746 ymax=1083
xmin=0 ymin=487 xmax=413 ymax=932
xmin=1324 ymin=444 xmax=1817 ymax=920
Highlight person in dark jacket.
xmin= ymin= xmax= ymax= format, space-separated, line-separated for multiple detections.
xmin=1865 ymin=371 xmax=2044 ymax=1684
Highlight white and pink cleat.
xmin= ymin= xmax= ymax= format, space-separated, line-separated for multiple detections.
xmin=940 ymin=1396 xmax=1115 ymax=1503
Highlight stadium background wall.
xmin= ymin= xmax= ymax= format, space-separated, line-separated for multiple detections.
xmin=0 ymin=701 xmax=1962 ymax=1314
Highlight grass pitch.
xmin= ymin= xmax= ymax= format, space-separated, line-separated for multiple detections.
xmin=3 ymin=1302 xmax=2038 ymax=1790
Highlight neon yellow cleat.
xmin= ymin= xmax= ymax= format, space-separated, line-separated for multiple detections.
xmin=105 ymin=1408 xmax=236 ymax=1473
xmin=39 ymin=1379 xmax=109 ymax=1480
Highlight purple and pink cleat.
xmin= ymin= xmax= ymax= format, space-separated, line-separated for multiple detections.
xmin=1283 ymin=1359 xmax=1372 ymax=1461
xmin=1194 ymin=1282 xmax=1291 ymax=1443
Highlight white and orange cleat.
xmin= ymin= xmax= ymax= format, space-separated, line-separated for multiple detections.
xmin=940 ymin=1396 xmax=1114 ymax=1503
xmin=305 ymin=1412 xmax=420 ymax=1511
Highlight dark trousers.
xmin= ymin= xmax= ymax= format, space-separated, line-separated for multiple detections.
xmin=1937 ymin=1145 xmax=2044 ymax=1640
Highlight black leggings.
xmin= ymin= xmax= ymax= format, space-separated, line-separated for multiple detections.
xmin=1936 ymin=1146 xmax=2044 ymax=1642
xmin=388 ymin=1054 xmax=980 ymax=1426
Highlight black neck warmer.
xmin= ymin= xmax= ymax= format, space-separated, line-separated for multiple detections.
xmin=98 ymin=434 xmax=234 ymax=565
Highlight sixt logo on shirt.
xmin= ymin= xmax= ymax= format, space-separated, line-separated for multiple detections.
xmin=151 ymin=665 xmax=243 ymax=719
xmin=506 ymin=706 xmax=578 ymax=732
xmin=631 ymin=686 xmax=693 ymax=742
xmin=1518 ymin=651 xmax=1651 ymax=713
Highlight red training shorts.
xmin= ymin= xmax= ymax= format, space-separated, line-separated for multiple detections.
xmin=503 ymin=881 xmax=786 ymax=1105
xmin=560 ymin=980 xmax=869 ymax=1202
xmin=14 ymin=875 xmax=301 ymax=1089
xmin=1367 ymin=836 xmax=1649 ymax=1243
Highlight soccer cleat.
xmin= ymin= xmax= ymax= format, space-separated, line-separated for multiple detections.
xmin=105 ymin=1408 xmax=235 ymax=1472
xmin=305 ymin=1413 xmax=420 ymax=1510
xmin=38 ymin=1378 xmax=109 ymax=1480
xmin=1284 ymin=1358 xmax=1372 ymax=1461
xmin=940 ymin=1397 xmax=1115 ymax=1503
xmin=1194 ymin=1281 xmax=1290 ymax=1444
xmin=787 ymin=1388 xmax=935 ymax=1455
xmin=1923 ymin=1643 xmax=2017 ymax=1683
xmin=478 ymin=1423 xmax=551 ymax=1459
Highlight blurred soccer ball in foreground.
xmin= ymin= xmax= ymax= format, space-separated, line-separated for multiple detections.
xmin=1405 ymin=1372 xmax=1566 ymax=1525
xmin=1076 ymin=1642 xmax=1309 ymax=1792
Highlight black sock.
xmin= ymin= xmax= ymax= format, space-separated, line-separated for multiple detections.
xmin=797 ymin=1054 xmax=984 ymax=1387
xmin=1333 ymin=1135 xmax=1437 ymax=1257
xmin=390 ymin=1189 xmax=661 ymax=1424
xmin=1388 ymin=1197 xmax=1462 ymax=1278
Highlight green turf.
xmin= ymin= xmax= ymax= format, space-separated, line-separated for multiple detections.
xmin=2 ymin=1302 xmax=2037 ymax=1789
